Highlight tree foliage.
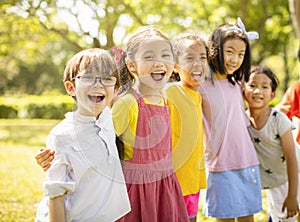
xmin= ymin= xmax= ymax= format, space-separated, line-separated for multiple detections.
xmin=0 ymin=0 xmax=298 ymax=95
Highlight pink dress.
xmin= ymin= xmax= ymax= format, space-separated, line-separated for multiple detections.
xmin=117 ymin=91 xmax=189 ymax=222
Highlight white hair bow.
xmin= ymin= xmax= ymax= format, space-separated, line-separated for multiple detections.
xmin=228 ymin=17 xmax=259 ymax=40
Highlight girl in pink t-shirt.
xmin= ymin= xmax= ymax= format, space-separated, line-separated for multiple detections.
xmin=198 ymin=18 xmax=262 ymax=221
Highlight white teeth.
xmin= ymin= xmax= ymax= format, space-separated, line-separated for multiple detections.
xmin=192 ymin=72 xmax=202 ymax=75
xmin=89 ymin=93 xmax=104 ymax=96
xmin=253 ymin=97 xmax=262 ymax=101
xmin=152 ymin=71 xmax=165 ymax=74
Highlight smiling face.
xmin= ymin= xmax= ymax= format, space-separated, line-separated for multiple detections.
xmin=65 ymin=66 xmax=117 ymax=118
xmin=128 ymin=38 xmax=175 ymax=92
xmin=243 ymin=72 xmax=275 ymax=109
xmin=223 ymin=39 xmax=246 ymax=75
xmin=176 ymin=39 xmax=207 ymax=89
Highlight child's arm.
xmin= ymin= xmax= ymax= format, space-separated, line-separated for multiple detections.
xmin=281 ymin=128 xmax=299 ymax=218
xmin=49 ymin=194 xmax=65 ymax=222
xmin=35 ymin=148 xmax=55 ymax=171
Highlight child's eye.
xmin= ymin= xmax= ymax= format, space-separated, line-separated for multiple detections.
xmin=162 ymin=53 xmax=172 ymax=58
xmin=144 ymin=55 xmax=154 ymax=60
xmin=82 ymin=76 xmax=94 ymax=80
xmin=201 ymin=56 xmax=207 ymax=61
xmin=225 ymin=50 xmax=233 ymax=55
xmin=185 ymin=56 xmax=194 ymax=61
xmin=238 ymin=53 xmax=245 ymax=58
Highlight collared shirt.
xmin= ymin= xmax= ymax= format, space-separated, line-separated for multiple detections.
xmin=41 ymin=108 xmax=130 ymax=222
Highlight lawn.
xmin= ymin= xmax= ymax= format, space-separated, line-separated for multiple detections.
xmin=0 ymin=119 xmax=59 ymax=221
xmin=0 ymin=119 xmax=269 ymax=221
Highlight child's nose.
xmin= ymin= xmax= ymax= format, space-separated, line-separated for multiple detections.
xmin=154 ymin=60 xmax=164 ymax=67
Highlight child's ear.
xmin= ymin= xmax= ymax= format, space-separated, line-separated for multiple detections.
xmin=114 ymin=87 xmax=119 ymax=97
xmin=64 ymin=81 xmax=76 ymax=97
xmin=126 ymin=60 xmax=137 ymax=74
xmin=271 ymin=91 xmax=276 ymax=99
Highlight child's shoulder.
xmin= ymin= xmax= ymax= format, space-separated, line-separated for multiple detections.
xmin=115 ymin=92 xmax=136 ymax=103
xmin=163 ymin=82 xmax=182 ymax=94
xmin=271 ymin=108 xmax=290 ymax=121
xmin=112 ymin=92 xmax=138 ymax=113
xmin=269 ymin=108 xmax=293 ymax=130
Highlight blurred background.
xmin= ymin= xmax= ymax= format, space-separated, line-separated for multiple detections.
xmin=1 ymin=0 xmax=299 ymax=99
xmin=0 ymin=0 xmax=299 ymax=221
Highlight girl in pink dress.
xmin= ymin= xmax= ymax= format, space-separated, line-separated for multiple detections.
xmin=113 ymin=25 xmax=188 ymax=222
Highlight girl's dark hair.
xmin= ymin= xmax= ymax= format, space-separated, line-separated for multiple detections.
xmin=207 ymin=23 xmax=251 ymax=85
xmin=246 ymin=65 xmax=279 ymax=92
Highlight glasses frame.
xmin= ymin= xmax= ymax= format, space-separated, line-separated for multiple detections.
xmin=72 ymin=75 xmax=117 ymax=87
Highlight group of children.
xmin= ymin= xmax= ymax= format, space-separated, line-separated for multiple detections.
xmin=34 ymin=18 xmax=300 ymax=222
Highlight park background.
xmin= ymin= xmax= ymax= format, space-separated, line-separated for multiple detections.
xmin=0 ymin=0 xmax=299 ymax=221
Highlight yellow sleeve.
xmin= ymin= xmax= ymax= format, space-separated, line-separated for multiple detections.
xmin=111 ymin=93 xmax=138 ymax=160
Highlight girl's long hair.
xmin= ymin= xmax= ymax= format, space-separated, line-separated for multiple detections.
xmin=207 ymin=23 xmax=251 ymax=85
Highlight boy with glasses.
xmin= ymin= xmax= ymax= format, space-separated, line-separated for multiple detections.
xmin=35 ymin=48 xmax=130 ymax=222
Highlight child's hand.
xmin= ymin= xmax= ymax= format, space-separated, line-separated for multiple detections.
xmin=35 ymin=148 xmax=55 ymax=171
xmin=282 ymin=196 xmax=299 ymax=218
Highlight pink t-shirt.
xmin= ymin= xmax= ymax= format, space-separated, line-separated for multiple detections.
xmin=198 ymin=79 xmax=259 ymax=172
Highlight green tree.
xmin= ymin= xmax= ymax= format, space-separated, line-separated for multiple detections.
xmin=1 ymin=0 xmax=298 ymax=95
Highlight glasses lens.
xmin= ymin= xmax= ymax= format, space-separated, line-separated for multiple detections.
xmin=101 ymin=76 xmax=117 ymax=86
xmin=78 ymin=75 xmax=117 ymax=86
xmin=80 ymin=76 xmax=94 ymax=86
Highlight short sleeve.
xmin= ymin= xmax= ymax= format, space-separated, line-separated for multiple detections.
xmin=277 ymin=82 xmax=300 ymax=119
xmin=112 ymin=94 xmax=137 ymax=136
xmin=276 ymin=110 xmax=293 ymax=137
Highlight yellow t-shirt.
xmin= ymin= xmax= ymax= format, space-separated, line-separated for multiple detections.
xmin=164 ymin=83 xmax=207 ymax=195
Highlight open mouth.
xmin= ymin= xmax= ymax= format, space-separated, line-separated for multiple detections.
xmin=151 ymin=71 xmax=166 ymax=81
xmin=191 ymin=72 xmax=203 ymax=81
xmin=88 ymin=94 xmax=105 ymax=103
xmin=252 ymin=96 xmax=263 ymax=102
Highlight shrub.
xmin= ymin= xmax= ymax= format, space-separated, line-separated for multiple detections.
xmin=0 ymin=94 xmax=74 ymax=119
xmin=27 ymin=102 xmax=74 ymax=119
xmin=0 ymin=105 xmax=18 ymax=118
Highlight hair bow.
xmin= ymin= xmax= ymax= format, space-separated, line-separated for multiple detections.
xmin=111 ymin=46 xmax=126 ymax=64
xmin=228 ymin=17 xmax=259 ymax=40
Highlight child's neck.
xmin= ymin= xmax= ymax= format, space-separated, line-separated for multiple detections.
xmin=247 ymin=106 xmax=272 ymax=130
xmin=135 ymin=84 xmax=163 ymax=104
xmin=215 ymin=72 xmax=227 ymax=80
xmin=181 ymin=82 xmax=198 ymax=91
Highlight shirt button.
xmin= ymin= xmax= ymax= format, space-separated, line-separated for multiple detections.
xmin=253 ymin=179 xmax=257 ymax=184
xmin=252 ymin=168 xmax=256 ymax=173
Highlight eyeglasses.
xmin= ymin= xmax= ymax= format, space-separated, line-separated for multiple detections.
xmin=73 ymin=75 xmax=117 ymax=87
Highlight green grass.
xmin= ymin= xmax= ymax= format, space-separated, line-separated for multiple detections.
xmin=0 ymin=119 xmax=59 ymax=221
xmin=0 ymin=119 xmax=269 ymax=221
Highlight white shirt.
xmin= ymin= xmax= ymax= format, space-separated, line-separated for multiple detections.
xmin=36 ymin=108 xmax=130 ymax=222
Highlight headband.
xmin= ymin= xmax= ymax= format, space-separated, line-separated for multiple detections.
xmin=227 ymin=17 xmax=259 ymax=40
